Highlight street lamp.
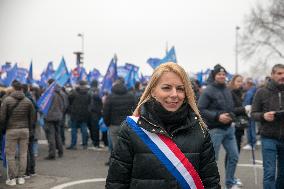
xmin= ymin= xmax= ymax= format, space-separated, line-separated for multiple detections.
xmin=235 ymin=26 xmax=240 ymax=74
xmin=77 ymin=33 xmax=84 ymax=54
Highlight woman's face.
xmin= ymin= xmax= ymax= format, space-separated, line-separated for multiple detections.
xmin=234 ymin=76 xmax=243 ymax=89
xmin=151 ymin=72 xmax=185 ymax=112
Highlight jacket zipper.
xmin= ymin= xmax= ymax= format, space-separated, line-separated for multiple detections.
xmin=140 ymin=115 xmax=173 ymax=138
xmin=279 ymin=92 xmax=283 ymax=140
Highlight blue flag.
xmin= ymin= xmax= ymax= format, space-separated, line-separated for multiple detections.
xmin=117 ymin=66 xmax=129 ymax=78
xmin=87 ymin=68 xmax=101 ymax=83
xmin=124 ymin=63 xmax=140 ymax=89
xmin=69 ymin=65 xmax=87 ymax=85
xmin=146 ymin=58 xmax=161 ymax=69
xmin=125 ymin=68 xmax=135 ymax=89
xmin=53 ymin=57 xmax=70 ymax=86
xmin=147 ymin=46 xmax=177 ymax=69
xmin=27 ymin=61 xmax=34 ymax=84
xmin=79 ymin=67 xmax=88 ymax=81
xmin=99 ymin=118 xmax=108 ymax=132
xmin=0 ymin=62 xmax=12 ymax=76
xmin=39 ymin=61 xmax=55 ymax=88
xmin=196 ymin=71 xmax=203 ymax=85
xmin=3 ymin=64 xmax=18 ymax=86
xmin=16 ymin=67 xmax=28 ymax=84
xmin=36 ymin=81 xmax=56 ymax=115
xmin=70 ymin=67 xmax=80 ymax=85
xmin=100 ymin=55 xmax=118 ymax=95
xmin=160 ymin=46 xmax=177 ymax=63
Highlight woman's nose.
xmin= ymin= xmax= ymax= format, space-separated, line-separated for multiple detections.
xmin=170 ymin=88 xmax=178 ymax=96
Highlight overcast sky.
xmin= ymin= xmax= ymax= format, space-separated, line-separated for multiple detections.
xmin=0 ymin=0 xmax=259 ymax=78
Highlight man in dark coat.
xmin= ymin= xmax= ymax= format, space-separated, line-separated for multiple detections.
xmin=88 ymin=80 xmax=103 ymax=149
xmin=251 ymin=64 xmax=284 ymax=189
xmin=103 ymin=79 xmax=136 ymax=150
xmin=44 ymin=79 xmax=65 ymax=160
xmin=67 ymin=80 xmax=90 ymax=150
xmin=198 ymin=64 xmax=239 ymax=189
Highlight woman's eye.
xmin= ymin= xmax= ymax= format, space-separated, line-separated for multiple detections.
xmin=177 ymin=87 xmax=185 ymax=92
xmin=162 ymin=87 xmax=171 ymax=90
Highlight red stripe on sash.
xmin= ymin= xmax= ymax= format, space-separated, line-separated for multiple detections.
xmin=158 ymin=134 xmax=204 ymax=189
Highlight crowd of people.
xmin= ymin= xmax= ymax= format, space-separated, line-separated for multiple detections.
xmin=0 ymin=62 xmax=283 ymax=189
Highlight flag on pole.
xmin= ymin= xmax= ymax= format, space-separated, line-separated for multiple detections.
xmin=27 ymin=61 xmax=34 ymax=84
xmin=100 ymin=55 xmax=118 ymax=95
xmin=147 ymin=46 xmax=177 ymax=69
xmin=52 ymin=57 xmax=70 ymax=87
xmin=15 ymin=67 xmax=28 ymax=84
xmin=3 ymin=64 xmax=18 ymax=86
xmin=87 ymin=68 xmax=101 ymax=83
xmin=38 ymin=61 xmax=54 ymax=87
xmin=36 ymin=81 xmax=56 ymax=116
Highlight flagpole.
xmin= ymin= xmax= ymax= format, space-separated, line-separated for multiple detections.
xmin=77 ymin=33 xmax=84 ymax=54
xmin=248 ymin=120 xmax=258 ymax=184
xmin=235 ymin=26 xmax=240 ymax=74
xmin=165 ymin=41 xmax=168 ymax=54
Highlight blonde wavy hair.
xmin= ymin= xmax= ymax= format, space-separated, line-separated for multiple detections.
xmin=133 ymin=62 xmax=206 ymax=129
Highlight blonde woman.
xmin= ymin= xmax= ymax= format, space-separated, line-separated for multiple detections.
xmin=106 ymin=62 xmax=220 ymax=189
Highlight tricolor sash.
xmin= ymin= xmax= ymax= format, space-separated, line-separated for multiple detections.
xmin=127 ymin=116 xmax=204 ymax=189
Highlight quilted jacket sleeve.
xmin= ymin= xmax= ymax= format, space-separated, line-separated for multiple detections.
xmin=106 ymin=121 xmax=134 ymax=189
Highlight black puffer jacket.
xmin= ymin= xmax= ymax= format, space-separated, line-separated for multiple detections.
xmin=231 ymin=88 xmax=247 ymax=132
xmin=252 ymin=80 xmax=284 ymax=140
xmin=103 ymin=83 xmax=135 ymax=126
xmin=106 ymin=103 xmax=220 ymax=189
xmin=198 ymin=83 xmax=234 ymax=130
xmin=88 ymin=87 xmax=103 ymax=121
xmin=68 ymin=85 xmax=91 ymax=122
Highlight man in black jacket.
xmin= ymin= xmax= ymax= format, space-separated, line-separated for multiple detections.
xmin=88 ymin=80 xmax=103 ymax=149
xmin=103 ymin=78 xmax=135 ymax=153
xmin=198 ymin=64 xmax=239 ymax=189
xmin=251 ymin=64 xmax=284 ymax=189
xmin=67 ymin=80 xmax=90 ymax=150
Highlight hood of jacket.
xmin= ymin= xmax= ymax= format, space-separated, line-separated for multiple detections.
xmin=10 ymin=90 xmax=25 ymax=100
xmin=111 ymin=83 xmax=127 ymax=95
xmin=76 ymin=85 xmax=89 ymax=94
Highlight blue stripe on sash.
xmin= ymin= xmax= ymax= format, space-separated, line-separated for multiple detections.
xmin=126 ymin=117 xmax=191 ymax=189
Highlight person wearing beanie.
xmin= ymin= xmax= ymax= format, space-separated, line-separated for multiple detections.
xmin=0 ymin=80 xmax=36 ymax=186
xmin=211 ymin=64 xmax=227 ymax=79
xmin=198 ymin=65 xmax=240 ymax=189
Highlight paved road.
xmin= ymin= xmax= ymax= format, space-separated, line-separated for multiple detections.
xmin=0 ymin=128 xmax=264 ymax=189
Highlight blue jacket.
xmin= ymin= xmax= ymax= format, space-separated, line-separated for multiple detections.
xmin=243 ymin=86 xmax=257 ymax=106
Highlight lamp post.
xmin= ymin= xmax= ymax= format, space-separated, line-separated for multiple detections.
xmin=77 ymin=33 xmax=84 ymax=54
xmin=235 ymin=26 xmax=240 ymax=74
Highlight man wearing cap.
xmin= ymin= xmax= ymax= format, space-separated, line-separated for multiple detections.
xmin=0 ymin=80 xmax=35 ymax=186
xmin=198 ymin=64 xmax=240 ymax=189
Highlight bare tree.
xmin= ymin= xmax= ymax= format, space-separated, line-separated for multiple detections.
xmin=239 ymin=0 xmax=284 ymax=76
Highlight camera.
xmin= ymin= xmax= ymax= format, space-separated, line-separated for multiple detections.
xmin=275 ymin=110 xmax=284 ymax=120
